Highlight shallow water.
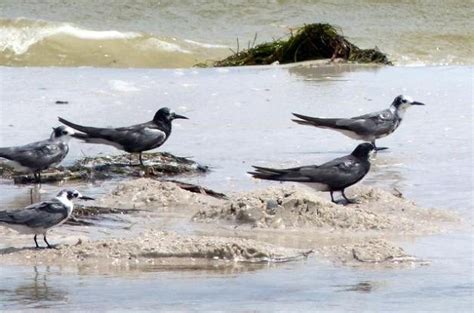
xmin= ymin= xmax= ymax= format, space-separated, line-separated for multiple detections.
xmin=0 ymin=64 xmax=473 ymax=311
xmin=1 ymin=233 xmax=472 ymax=312
xmin=1 ymin=0 xmax=473 ymax=66
xmin=1 ymin=65 xmax=472 ymax=211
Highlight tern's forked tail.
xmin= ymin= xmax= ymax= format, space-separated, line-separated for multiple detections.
xmin=292 ymin=113 xmax=343 ymax=129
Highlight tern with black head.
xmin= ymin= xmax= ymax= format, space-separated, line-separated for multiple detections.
xmin=0 ymin=126 xmax=74 ymax=183
xmin=0 ymin=189 xmax=94 ymax=248
xmin=58 ymin=107 xmax=188 ymax=165
xmin=292 ymin=95 xmax=425 ymax=150
xmin=248 ymin=143 xmax=375 ymax=204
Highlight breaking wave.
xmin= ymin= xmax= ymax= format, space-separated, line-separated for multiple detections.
xmin=0 ymin=18 xmax=229 ymax=68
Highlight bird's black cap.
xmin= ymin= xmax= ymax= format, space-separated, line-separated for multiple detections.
xmin=153 ymin=107 xmax=188 ymax=122
xmin=51 ymin=126 xmax=73 ymax=139
xmin=351 ymin=143 xmax=375 ymax=159
xmin=59 ymin=189 xmax=95 ymax=201
xmin=392 ymin=95 xmax=425 ymax=108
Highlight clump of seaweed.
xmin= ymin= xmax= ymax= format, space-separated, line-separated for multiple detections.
xmin=213 ymin=23 xmax=391 ymax=67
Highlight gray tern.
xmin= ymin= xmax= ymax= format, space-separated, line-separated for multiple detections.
xmin=292 ymin=95 xmax=425 ymax=150
xmin=58 ymin=107 xmax=188 ymax=165
xmin=249 ymin=143 xmax=375 ymax=204
xmin=0 ymin=126 xmax=74 ymax=183
xmin=0 ymin=189 xmax=94 ymax=248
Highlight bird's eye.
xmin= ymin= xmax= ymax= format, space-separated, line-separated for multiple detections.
xmin=401 ymin=99 xmax=407 ymax=103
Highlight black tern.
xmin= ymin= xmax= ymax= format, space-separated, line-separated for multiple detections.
xmin=58 ymin=107 xmax=188 ymax=165
xmin=0 ymin=189 xmax=94 ymax=248
xmin=292 ymin=95 xmax=425 ymax=150
xmin=248 ymin=143 xmax=375 ymax=204
xmin=0 ymin=126 xmax=74 ymax=183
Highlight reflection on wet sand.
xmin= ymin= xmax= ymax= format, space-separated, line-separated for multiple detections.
xmin=0 ymin=261 xmax=276 ymax=310
xmin=75 ymin=258 xmax=272 ymax=277
xmin=335 ymin=281 xmax=384 ymax=293
xmin=287 ymin=63 xmax=382 ymax=83
xmin=5 ymin=266 xmax=68 ymax=307
xmin=1 ymin=184 xmax=69 ymax=210
xmin=1 ymin=185 xmax=43 ymax=210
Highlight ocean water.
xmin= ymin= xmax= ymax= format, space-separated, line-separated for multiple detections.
xmin=0 ymin=1 xmax=473 ymax=312
xmin=0 ymin=0 xmax=473 ymax=67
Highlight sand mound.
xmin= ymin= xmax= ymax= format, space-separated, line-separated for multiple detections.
xmin=95 ymin=178 xmax=216 ymax=211
xmin=1 ymin=179 xmax=458 ymax=269
xmin=193 ymin=185 xmax=457 ymax=234
xmin=0 ymin=231 xmax=312 ymax=266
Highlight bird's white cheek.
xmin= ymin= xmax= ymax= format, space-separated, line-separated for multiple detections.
xmin=402 ymin=103 xmax=412 ymax=110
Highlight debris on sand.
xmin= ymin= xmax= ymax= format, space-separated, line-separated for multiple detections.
xmin=66 ymin=204 xmax=139 ymax=226
xmin=0 ymin=152 xmax=208 ymax=184
xmin=0 ymin=231 xmax=313 ymax=265
xmin=319 ymin=239 xmax=430 ymax=267
xmin=213 ymin=23 xmax=391 ymax=67
xmin=167 ymin=180 xmax=228 ymax=199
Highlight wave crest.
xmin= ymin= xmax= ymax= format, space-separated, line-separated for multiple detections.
xmin=0 ymin=18 xmax=229 ymax=67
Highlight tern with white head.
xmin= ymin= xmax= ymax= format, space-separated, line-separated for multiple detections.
xmin=58 ymin=107 xmax=188 ymax=165
xmin=0 ymin=189 xmax=94 ymax=248
xmin=0 ymin=126 xmax=74 ymax=183
xmin=292 ymin=95 xmax=425 ymax=150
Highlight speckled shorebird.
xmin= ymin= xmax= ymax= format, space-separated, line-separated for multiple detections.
xmin=292 ymin=95 xmax=425 ymax=150
xmin=58 ymin=107 xmax=188 ymax=165
xmin=248 ymin=143 xmax=375 ymax=204
xmin=0 ymin=189 xmax=94 ymax=248
xmin=0 ymin=126 xmax=74 ymax=183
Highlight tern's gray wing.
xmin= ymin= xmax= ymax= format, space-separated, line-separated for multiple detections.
xmin=339 ymin=109 xmax=398 ymax=136
xmin=59 ymin=117 xmax=167 ymax=152
xmin=293 ymin=109 xmax=396 ymax=137
xmin=110 ymin=123 xmax=167 ymax=152
xmin=250 ymin=156 xmax=368 ymax=189
xmin=351 ymin=108 xmax=393 ymax=120
xmin=0 ymin=199 xmax=68 ymax=229
xmin=250 ymin=165 xmax=318 ymax=182
xmin=0 ymin=140 xmax=69 ymax=170
xmin=311 ymin=156 xmax=368 ymax=188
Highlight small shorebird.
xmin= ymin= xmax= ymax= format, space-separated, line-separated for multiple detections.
xmin=248 ymin=143 xmax=375 ymax=204
xmin=0 ymin=126 xmax=74 ymax=183
xmin=292 ymin=95 xmax=425 ymax=150
xmin=58 ymin=107 xmax=188 ymax=165
xmin=0 ymin=189 xmax=94 ymax=248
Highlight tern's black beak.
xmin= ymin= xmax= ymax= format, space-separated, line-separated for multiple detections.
xmin=411 ymin=101 xmax=425 ymax=106
xmin=79 ymin=196 xmax=95 ymax=201
xmin=172 ymin=113 xmax=188 ymax=120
